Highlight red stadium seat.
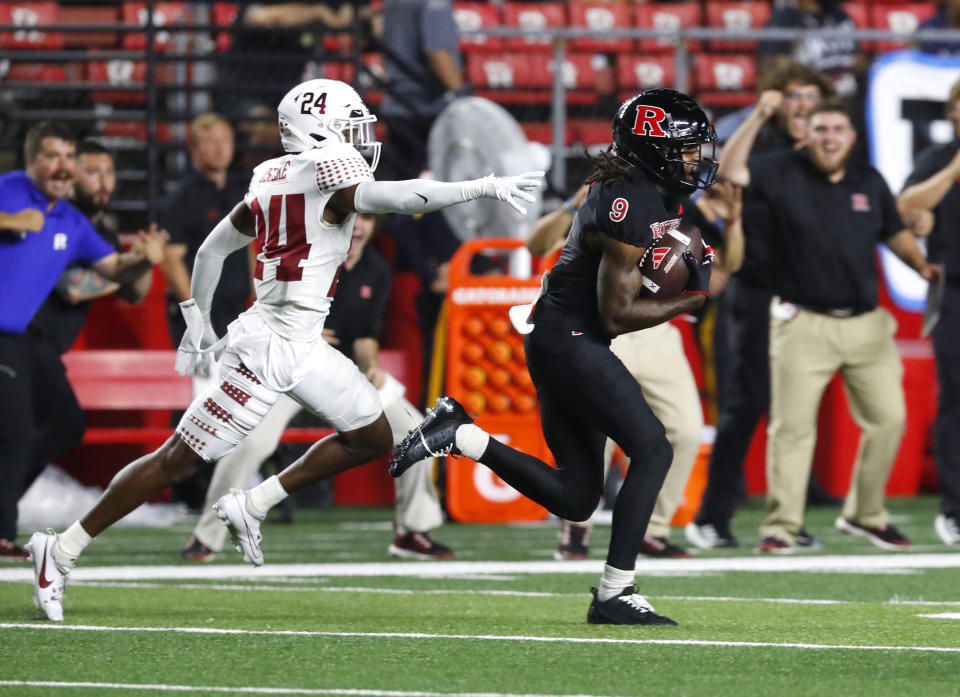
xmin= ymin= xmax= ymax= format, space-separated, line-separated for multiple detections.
xmin=872 ymin=3 xmax=937 ymax=51
xmin=617 ymin=55 xmax=679 ymax=93
xmin=842 ymin=2 xmax=872 ymax=49
xmin=502 ymin=2 xmax=566 ymax=52
xmin=211 ymin=1 xmax=238 ymax=52
xmin=318 ymin=54 xmax=385 ymax=103
xmin=634 ymin=3 xmax=701 ymax=54
xmin=86 ymin=58 xmax=178 ymax=105
xmin=528 ymin=52 xmax=598 ymax=90
xmin=568 ymin=2 xmax=634 ymax=54
xmin=519 ymin=121 xmax=575 ymax=145
xmin=3 ymin=61 xmax=66 ymax=82
xmin=694 ymin=53 xmax=758 ymax=107
xmin=121 ymin=1 xmax=191 ymax=52
xmin=705 ymin=2 xmax=772 ymax=51
xmin=0 ymin=2 xmax=62 ymax=49
xmin=453 ymin=2 xmax=503 ymax=52
xmin=569 ymin=118 xmax=612 ymax=146
xmin=59 ymin=4 xmax=120 ymax=48
xmin=467 ymin=52 xmax=532 ymax=89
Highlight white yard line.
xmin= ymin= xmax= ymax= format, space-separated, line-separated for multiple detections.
xmin=1 ymin=623 xmax=959 ymax=653
xmin=3 ymin=553 xmax=960 ymax=584
xmin=63 ymin=581 xmax=960 ymax=607
xmin=0 ymin=682 xmax=615 ymax=697
xmin=916 ymin=613 xmax=960 ymax=620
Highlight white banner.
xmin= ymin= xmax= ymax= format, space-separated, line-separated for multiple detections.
xmin=867 ymin=51 xmax=960 ymax=312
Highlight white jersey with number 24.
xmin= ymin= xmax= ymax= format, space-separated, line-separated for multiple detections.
xmin=243 ymin=141 xmax=374 ymax=342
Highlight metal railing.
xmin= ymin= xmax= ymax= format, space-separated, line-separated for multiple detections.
xmin=3 ymin=6 xmax=960 ymax=223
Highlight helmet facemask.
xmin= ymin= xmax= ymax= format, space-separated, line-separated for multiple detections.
xmin=660 ymin=134 xmax=719 ymax=195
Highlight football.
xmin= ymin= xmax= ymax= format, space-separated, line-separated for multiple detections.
xmin=637 ymin=223 xmax=703 ymax=299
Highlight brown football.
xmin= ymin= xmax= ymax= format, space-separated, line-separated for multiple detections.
xmin=637 ymin=223 xmax=703 ymax=299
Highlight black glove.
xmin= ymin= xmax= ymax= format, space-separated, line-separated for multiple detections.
xmin=682 ymin=249 xmax=712 ymax=296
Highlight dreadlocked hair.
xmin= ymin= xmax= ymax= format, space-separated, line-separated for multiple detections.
xmin=585 ymin=146 xmax=639 ymax=185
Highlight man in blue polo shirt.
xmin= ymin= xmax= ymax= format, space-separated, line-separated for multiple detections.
xmin=0 ymin=121 xmax=167 ymax=559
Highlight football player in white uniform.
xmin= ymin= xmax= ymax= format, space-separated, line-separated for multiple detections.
xmin=26 ymin=78 xmax=542 ymax=621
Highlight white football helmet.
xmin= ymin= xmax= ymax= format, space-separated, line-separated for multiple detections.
xmin=277 ymin=78 xmax=380 ymax=170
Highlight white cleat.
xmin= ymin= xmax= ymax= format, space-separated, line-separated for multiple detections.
xmin=215 ymin=490 xmax=264 ymax=567
xmin=25 ymin=531 xmax=67 ymax=622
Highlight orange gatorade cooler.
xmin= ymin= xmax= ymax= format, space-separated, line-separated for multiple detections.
xmin=444 ymin=239 xmax=553 ymax=523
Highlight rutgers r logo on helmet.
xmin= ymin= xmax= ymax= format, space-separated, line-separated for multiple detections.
xmin=632 ymin=105 xmax=668 ymax=137
xmin=612 ymin=88 xmax=719 ymax=196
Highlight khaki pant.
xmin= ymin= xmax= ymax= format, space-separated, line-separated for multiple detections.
xmin=192 ymin=378 xmax=443 ymax=551
xmin=570 ymin=322 xmax=703 ymax=539
xmin=761 ymin=303 xmax=906 ymax=543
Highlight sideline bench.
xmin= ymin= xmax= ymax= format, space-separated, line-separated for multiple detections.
xmin=62 ymin=349 xmax=407 ymax=446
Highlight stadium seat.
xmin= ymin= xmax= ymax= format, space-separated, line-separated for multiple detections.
xmin=210 ymin=1 xmax=238 ymax=52
xmin=694 ymin=53 xmax=757 ymax=107
xmin=634 ymin=2 xmax=701 ymax=54
xmin=0 ymin=1 xmax=63 ymax=49
xmin=467 ymin=52 xmax=532 ymax=89
xmin=617 ymin=55 xmax=679 ymax=93
xmin=121 ymin=1 xmax=191 ymax=52
xmin=59 ymin=4 xmax=120 ymax=49
xmin=705 ymin=2 xmax=772 ymax=51
xmin=569 ymin=118 xmax=611 ymax=146
xmin=502 ymin=1 xmax=566 ymax=52
xmin=453 ymin=2 xmax=503 ymax=52
xmin=871 ymin=3 xmax=937 ymax=51
xmin=519 ymin=121 xmax=574 ymax=146
xmin=568 ymin=1 xmax=634 ymax=54
xmin=842 ymin=2 xmax=872 ymax=50
xmin=528 ymin=51 xmax=598 ymax=90
xmin=2 ymin=61 xmax=67 ymax=82
xmin=86 ymin=57 xmax=178 ymax=105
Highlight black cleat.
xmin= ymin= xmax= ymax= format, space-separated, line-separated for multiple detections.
xmin=389 ymin=397 xmax=475 ymax=478
xmin=586 ymin=586 xmax=677 ymax=626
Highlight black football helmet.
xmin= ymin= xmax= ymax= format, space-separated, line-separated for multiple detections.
xmin=612 ymin=88 xmax=718 ymax=195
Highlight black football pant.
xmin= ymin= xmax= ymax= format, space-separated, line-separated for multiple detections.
xmin=695 ymin=278 xmax=771 ymax=526
xmin=933 ymin=282 xmax=960 ymax=520
xmin=477 ymin=321 xmax=672 ymax=570
xmin=0 ymin=332 xmax=86 ymax=541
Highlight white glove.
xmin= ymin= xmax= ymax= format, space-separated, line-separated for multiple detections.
xmin=467 ymin=171 xmax=544 ymax=215
xmin=175 ymin=300 xmax=225 ymax=377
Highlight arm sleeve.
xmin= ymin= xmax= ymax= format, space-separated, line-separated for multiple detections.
xmin=354 ymin=178 xmax=475 ymax=215
xmin=421 ymin=0 xmax=460 ymax=52
xmin=876 ymin=175 xmax=905 ymax=242
xmin=191 ymin=214 xmax=252 ymax=319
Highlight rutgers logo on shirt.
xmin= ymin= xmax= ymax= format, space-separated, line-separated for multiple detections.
xmin=851 ymin=193 xmax=871 ymax=212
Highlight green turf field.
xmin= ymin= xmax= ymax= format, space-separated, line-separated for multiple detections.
xmin=1 ymin=496 xmax=959 ymax=697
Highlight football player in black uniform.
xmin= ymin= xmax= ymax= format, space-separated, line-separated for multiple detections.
xmin=391 ymin=89 xmax=718 ymax=626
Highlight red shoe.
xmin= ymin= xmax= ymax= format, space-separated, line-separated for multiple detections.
xmin=754 ymin=536 xmax=794 ymax=554
xmin=639 ymin=536 xmax=692 ymax=558
xmin=0 ymin=539 xmax=30 ymax=561
xmin=181 ymin=536 xmax=214 ymax=562
xmin=388 ymin=532 xmax=455 ymax=560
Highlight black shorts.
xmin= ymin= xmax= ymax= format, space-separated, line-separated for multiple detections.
xmin=524 ymin=317 xmax=666 ymax=487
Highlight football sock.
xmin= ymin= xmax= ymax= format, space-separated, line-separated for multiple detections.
xmin=597 ymin=563 xmax=635 ymax=602
xmin=55 ymin=521 xmax=93 ymax=569
xmin=455 ymin=424 xmax=490 ymax=461
xmin=247 ymin=475 xmax=288 ymax=519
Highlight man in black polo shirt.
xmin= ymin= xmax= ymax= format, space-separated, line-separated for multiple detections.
xmin=898 ymin=76 xmax=960 ymax=546
xmin=720 ymin=98 xmax=940 ymax=553
xmin=158 ymin=113 xmax=252 ymax=344
xmin=687 ymin=63 xmax=836 ymax=551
